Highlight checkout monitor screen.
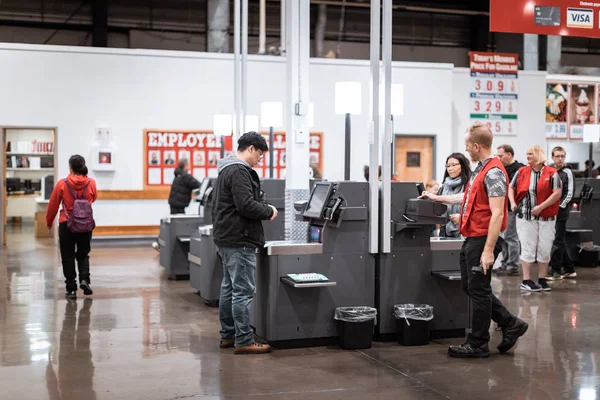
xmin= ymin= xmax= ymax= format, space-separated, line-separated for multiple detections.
xmin=303 ymin=182 xmax=332 ymax=219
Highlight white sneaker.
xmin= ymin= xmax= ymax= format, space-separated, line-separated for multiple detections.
xmin=152 ymin=242 xmax=160 ymax=252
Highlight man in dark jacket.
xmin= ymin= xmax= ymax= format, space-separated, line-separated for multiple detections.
xmin=212 ymin=132 xmax=277 ymax=355
xmin=496 ymin=144 xmax=524 ymax=275
xmin=547 ymin=146 xmax=576 ymax=280
xmin=168 ymin=159 xmax=200 ymax=214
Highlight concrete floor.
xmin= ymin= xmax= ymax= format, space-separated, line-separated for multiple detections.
xmin=1 ymin=225 xmax=600 ymax=400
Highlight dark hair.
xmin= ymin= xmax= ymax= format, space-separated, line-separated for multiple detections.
xmin=443 ymin=152 xmax=471 ymax=186
xmin=69 ymin=154 xmax=88 ymax=176
xmin=238 ymin=131 xmax=268 ymax=152
xmin=497 ymin=144 xmax=515 ymax=156
xmin=552 ymin=146 xmax=566 ymax=157
xmin=585 ymin=159 xmax=596 ymax=168
xmin=363 ymin=165 xmax=382 ymax=181
xmin=178 ymin=158 xmax=189 ymax=169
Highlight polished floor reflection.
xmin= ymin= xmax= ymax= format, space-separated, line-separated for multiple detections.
xmin=1 ymin=227 xmax=600 ymax=399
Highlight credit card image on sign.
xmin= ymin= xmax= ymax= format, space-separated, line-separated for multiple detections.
xmin=567 ymin=8 xmax=593 ymax=29
xmin=534 ymin=6 xmax=560 ymax=27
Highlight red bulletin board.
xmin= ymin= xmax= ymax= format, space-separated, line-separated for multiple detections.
xmin=491 ymin=0 xmax=600 ymax=39
xmin=143 ymin=130 xmax=323 ymax=188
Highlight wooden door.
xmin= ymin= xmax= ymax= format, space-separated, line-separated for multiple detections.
xmin=394 ymin=136 xmax=434 ymax=183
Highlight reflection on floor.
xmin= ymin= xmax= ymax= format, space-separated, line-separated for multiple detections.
xmin=1 ymin=228 xmax=600 ymax=399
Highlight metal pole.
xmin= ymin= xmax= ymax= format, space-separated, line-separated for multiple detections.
xmin=589 ymin=142 xmax=594 ymax=179
xmin=234 ymin=0 xmax=241 ymax=138
xmin=220 ymin=137 xmax=225 ymax=158
xmin=368 ymin=0 xmax=380 ymax=254
xmin=269 ymin=126 xmax=275 ymax=178
xmin=242 ymin=0 xmax=249 ymax=134
xmin=280 ymin=0 xmax=286 ymax=54
xmin=259 ymin=0 xmax=267 ymax=54
xmin=381 ymin=0 xmax=392 ymax=253
xmin=345 ymin=113 xmax=351 ymax=181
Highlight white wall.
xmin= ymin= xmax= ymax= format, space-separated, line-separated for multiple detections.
xmin=0 ymin=43 xmax=460 ymax=227
xmin=451 ymin=68 xmax=547 ymax=175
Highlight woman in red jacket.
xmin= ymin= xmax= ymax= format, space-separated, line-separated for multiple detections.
xmin=509 ymin=146 xmax=562 ymax=293
xmin=46 ymin=155 xmax=98 ymax=300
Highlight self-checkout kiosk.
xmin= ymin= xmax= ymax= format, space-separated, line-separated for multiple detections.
xmin=566 ymin=178 xmax=600 ymax=263
xmin=158 ymin=210 xmax=205 ymax=279
xmin=251 ymin=181 xmax=374 ymax=344
xmin=376 ymin=182 xmax=468 ymax=340
xmin=189 ymin=178 xmax=287 ymax=306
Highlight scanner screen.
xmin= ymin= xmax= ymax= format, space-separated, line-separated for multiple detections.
xmin=303 ymin=183 xmax=332 ymax=219
xmin=309 ymin=225 xmax=322 ymax=243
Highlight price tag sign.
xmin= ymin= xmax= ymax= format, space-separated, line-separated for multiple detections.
xmin=469 ymin=52 xmax=519 ymax=136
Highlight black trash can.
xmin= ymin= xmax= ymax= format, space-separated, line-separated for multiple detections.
xmin=578 ymin=245 xmax=600 ymax=268
xmin=393 ymin=304 xmax=433 ymax=346
xmin=334 ymin=307 xmax=377 ymax=350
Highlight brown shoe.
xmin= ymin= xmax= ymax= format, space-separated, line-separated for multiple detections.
xmin=234 ymin=342 xmax=271 ymax=355
xmin=219 ymin=337 xmax=234 ymax=349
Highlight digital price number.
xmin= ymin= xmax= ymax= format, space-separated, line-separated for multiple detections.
xmin=471 ymin=119 xmax=517 ymax=136
xmin=471 ymin=99 xmax=517 ymax=115
xmin=471 ymin=78 xmax=518 ymax=94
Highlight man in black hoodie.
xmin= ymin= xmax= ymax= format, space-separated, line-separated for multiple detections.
xmin=212 ymin=132 xmax=277 ymax=355
xmin=168 ymin=159 xmax=201 ymax=214
xmin=496 ymin=144 xmax=524 ymax=275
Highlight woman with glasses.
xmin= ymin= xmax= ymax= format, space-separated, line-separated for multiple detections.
xmin=426 ymin=153 xmax=471 ymax=238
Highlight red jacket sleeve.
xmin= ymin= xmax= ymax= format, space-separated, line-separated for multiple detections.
xmin=46 ymin=180 xmax=64 ymax=227
xmin=88 ymin=179 xmax=98 ymax=203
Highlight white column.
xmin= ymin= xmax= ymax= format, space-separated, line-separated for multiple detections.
xmin=284 ymin=0 xmax=311 ymax=240
xmin=523 ymin=34 xmax=538 ymax=71
xmin=368 ymin=0 xmax=380 ymax=254
xmin=381 ymin=0 xmax=393 ymax=254
xmin=233 ymin=0 xmax=242 ymax=139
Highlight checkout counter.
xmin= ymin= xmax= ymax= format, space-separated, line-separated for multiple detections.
xmin=189 ymin=178 xmax=287 ymax=306
xmin=251 ymin=181 xmax=374 ymax=344
xmin=566 ymin=178 xmax=600 ymax=262
xmin=376 ymin=182 xmax=468 ymax=340
xmin=158 ymin=183 xmax=207 ymax=279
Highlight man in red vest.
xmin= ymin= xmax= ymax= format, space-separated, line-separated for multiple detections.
xmin=422 ymin=123 xmax=528 ymax=358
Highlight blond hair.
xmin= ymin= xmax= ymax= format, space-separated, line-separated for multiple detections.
xmin=528 ymin=145 xmax=547 ymax=165
xmin=467 ymin=122 xmax=493 ymax=149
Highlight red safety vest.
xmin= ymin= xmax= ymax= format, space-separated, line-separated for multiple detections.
xmin=459 ymin=157 xmax=508 ymax=237
xmin=514 ymin=165 xmax=560 ymax=219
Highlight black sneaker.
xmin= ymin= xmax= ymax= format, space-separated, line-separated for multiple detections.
xmin=538 ymin=279 xmax=551 ymax=292
xmin=65 ymin=291 xmax=77 ymax=300
xmin=498 ymin=318 xmax=529 ymax=353
xmin=546 ymin=271 xmax=563 ymax=281
xmin=520 ymin=280 xmax=542 ymax=292
xmin=448 ymin=343 xmax=489 ymax=358
xmin=80 ymin=281 xmax=93 ymax=296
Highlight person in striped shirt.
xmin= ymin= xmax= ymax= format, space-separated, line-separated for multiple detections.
xmin=509 ymin=146 xmax=562 ymax=292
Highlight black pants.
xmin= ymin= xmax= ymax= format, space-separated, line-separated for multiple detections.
xmin=170 ymin=206 xmax=185 ymax=214
xmin=460 ymin=236 xmax=515 ymax=347
xmin=59 ymin=223 xmax=92 ymax=292
xmin=549 ymin=219 xmax=575 ymax=274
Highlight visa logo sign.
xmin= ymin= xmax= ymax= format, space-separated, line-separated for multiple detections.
xmin=567 ymin=8 xmax=593 ymax=29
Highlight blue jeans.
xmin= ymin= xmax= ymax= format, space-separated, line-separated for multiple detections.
xmin=218 ymin=247 xmax=257 ymax=347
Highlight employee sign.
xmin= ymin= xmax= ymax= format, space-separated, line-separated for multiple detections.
xmin=469 ymin=52 xmax=519 ymax=136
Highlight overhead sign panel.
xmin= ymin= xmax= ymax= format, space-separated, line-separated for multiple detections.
xmin=491 ymin=0 xmax=600 ymax=38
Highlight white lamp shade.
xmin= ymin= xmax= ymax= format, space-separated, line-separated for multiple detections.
xmin=583 ymin=124 xmax=600 ymax=143
xmin=335 ymin=82 xmax=362 ymax=115
xmin=245 ymin=115 xmax=259 ymax=132
xmin=213 ymin=114 xmax=233 ymax=136
xmin=261 ymin=102 xmax=283 ymax=128
xmin=379 ymin=84 xmax=404 ymax=116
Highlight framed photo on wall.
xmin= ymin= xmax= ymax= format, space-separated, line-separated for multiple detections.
xmin=91 ymin=147 xmax=116 ymax=171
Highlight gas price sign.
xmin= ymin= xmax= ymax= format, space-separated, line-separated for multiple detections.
xmin=469 ymin=52 xmax=519 ymax=136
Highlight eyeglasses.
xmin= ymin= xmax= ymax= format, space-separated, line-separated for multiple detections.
xmin=446 ymin=163 xmax=460 ymax=169
xmin=257 ymin=149 xmax=264 ymax=159
xmin=553 ymin=155 xmax=566 ymax=159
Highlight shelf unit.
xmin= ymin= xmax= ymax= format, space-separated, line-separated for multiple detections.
xmin=6 ymin=152 xmax=54 ymax=156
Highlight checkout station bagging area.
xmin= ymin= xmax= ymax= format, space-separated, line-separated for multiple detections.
xmin=157 ymin=175 xmax=469 ymax=349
